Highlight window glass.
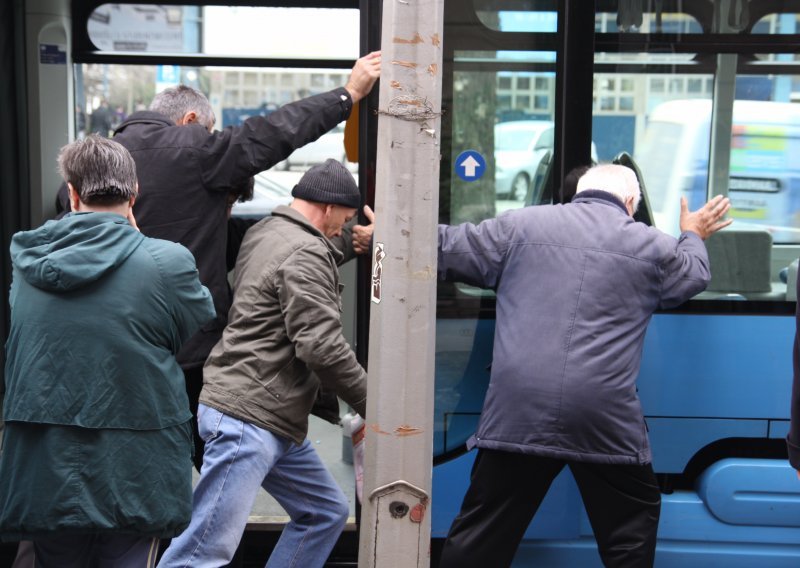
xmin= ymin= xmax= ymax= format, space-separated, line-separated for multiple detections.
xmin=753 ymin=13 xmax=800 ymax=34
xmin=451 ymin=61 xmax=556 ymax=226
xmin=87 ymin=4 xmax=359 ymax=59
xmin=595 ymin=9 xmax=702 ymax=33
xmin=88 ymin=4 xmax=194 ymax=52
xmin=473 ymin=0 xmax=558 ymax=33
xmin=594 ymin=59 xmax=800 ymax=301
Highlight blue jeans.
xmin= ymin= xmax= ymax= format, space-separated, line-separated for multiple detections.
xmin=157 ymin=405 xmax=349 ymax=568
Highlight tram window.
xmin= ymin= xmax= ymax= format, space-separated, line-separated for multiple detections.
xmin=752 ymin=13 xmax=800 ymax=34
xmin=593 ymin=42 xmax=800 ymax=302
xmin=627 ymin=88 xmax=800 ymax=246
xmin=594 ymin=9 xmax=702 ymax=34
xmin=472 ymin=0 xmax=557 ymax=33
xmin=75 ymin=5 xmax=362 ymax=200
xmin=86 ymin=4 xmax=358 ymax=59
xmin=448 ymin=50 xmax=557 ymax=229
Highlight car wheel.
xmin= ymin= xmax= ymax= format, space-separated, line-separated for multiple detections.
xmin=511 ymin=173 xmax=530 ymax=201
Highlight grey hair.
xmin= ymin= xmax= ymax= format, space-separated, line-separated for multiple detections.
xmin=149 ymin=84 xmax=215 ymax=129
xmin=57 ymin=135 xmax=138 ymax=205
xmin=576 ymin=164 xmax=641 ymax=213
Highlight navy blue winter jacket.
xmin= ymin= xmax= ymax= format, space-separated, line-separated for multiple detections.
xmin=437 ymin=191 xmax=712 ymax=465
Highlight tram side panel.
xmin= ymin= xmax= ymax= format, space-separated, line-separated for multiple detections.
xmin=431 ymin=310 xmax=800 ymax=566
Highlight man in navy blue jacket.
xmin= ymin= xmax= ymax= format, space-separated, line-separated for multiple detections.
xmin=437 ymin=164 xmax=731 ymax=568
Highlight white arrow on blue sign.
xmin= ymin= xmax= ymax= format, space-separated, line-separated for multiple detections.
xmin=455 ymin=150 xmax=486 ymax=182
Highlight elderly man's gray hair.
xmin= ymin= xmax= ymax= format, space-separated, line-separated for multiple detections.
xmin=576 ymin=164 xmax=641 ymax=213
xmin=58 ymin=135 xmax=138 ymax=205
xmin=150 ymin=84 xmax=215 ymax=130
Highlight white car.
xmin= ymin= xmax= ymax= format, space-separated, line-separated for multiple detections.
xmin=231 ymin=172 xmax=295 ymax=219
xmin=494 ymin=120 xmax=554 ymax=200
xmin=494 ymin=120 xmax=598 ymax=201
xmin=276 ymin=124 xmax=356 ymax=172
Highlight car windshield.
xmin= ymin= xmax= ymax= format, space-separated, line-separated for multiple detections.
xmin=231 ymin=171 xmax=297 ymax=219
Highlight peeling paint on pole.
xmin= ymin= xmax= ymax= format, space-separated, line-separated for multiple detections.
xmin=358 ymin=0 xmax=444 ymax=566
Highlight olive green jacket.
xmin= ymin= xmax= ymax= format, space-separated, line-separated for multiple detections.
xmin=200 ymin=206 xmax=367 ymax=444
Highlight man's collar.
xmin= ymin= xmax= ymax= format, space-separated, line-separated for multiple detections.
xmin=271 ymin=205 xmax=344 ymax=262
xmin=572 ymin=190 xmax=628 ymax=215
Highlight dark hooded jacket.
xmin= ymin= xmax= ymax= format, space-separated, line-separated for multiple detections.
xmin=0 ymin=212 xmax=215 ymax=539
xmin=437 ymin=191 xmax=713 ymax=465
xmin=112 ymin=88 xmax=354 ymax=369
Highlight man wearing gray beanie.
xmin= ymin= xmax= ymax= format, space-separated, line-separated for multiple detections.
xmin=291 ymin=158 xmax=362 ymax=208
xmin=159 ymin=158 xmax=368 ymax=568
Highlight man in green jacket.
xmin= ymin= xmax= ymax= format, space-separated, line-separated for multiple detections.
xmin=159 ymin=159 xmax=367 ymax=568
xmin=0 ymin=135 xmax=215 ymax=567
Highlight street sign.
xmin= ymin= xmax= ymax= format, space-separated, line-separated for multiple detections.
xmin=455 ymin=149 xmax=486 ymax=181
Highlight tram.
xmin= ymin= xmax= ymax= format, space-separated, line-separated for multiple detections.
xmin=2 ymin=1 xmax=800 ymax=566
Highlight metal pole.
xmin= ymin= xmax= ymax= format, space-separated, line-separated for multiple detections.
xmin=709 ymin=0 xmax=738 ymax=200
xmin=358 ymin=0 xmax=443 ymax=566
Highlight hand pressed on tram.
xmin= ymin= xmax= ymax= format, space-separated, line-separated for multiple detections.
xmin=345 ymin=51 xmax=381 ymax=104
xmin=352 ymin=205 xmax=375 ymax=255
xmin=679 ymin=194 xmax=733 ymax=240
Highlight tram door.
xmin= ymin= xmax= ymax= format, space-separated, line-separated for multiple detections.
xmin=430 ymin=2 xmax=800 ymax=567
xmin=28 ymin=0 xmax=379 ymax=552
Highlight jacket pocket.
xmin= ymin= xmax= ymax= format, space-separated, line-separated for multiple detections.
xmin=258 ymin=356 xmax=303 ymax=402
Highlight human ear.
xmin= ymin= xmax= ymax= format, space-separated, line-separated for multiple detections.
xmin=67 ymin=183 xmax=81 ymax=212
xmin=625 ymin=196 xmax=635 ymax=217
xmin=180 ymin=111 xmax=197 ymax=126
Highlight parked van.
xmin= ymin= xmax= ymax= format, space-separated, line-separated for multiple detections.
xmin=634 ymin=99 xmax=800 ymax=243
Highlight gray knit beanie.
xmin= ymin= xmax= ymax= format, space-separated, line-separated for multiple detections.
xmin=291 ymin=159 xmax=360 ymax=208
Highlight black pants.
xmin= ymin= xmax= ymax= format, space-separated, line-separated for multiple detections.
xmin=183 ymin=366 xmax=206 ymax=473
xmin=438 ymin=450 xmax=661 ymax=568
xmin=28 ymin=535 xmax=159 ymax=568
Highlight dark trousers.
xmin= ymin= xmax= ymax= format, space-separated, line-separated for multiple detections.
xmin=184 ymin=366 xmax=205 ymax=472
xmin=438 ymin=449 xmax=661 ymax=568
xmin=28 ymin=535 xmax=158 ymax=568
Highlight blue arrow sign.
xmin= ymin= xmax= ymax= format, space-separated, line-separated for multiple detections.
xmin=455 ymin=150 xmax=486 ymax=182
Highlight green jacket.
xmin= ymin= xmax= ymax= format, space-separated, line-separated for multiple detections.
xmin=201 ymin=206 xmax=367 ymax=444
xmin=0 ymin=212 xmax=215 ymax=540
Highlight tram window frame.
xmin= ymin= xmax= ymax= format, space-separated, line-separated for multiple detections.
xmin=72 ymin=1 xmax=360 ymax=66
xmin=431 ymin=1 xmax=800 ymax=463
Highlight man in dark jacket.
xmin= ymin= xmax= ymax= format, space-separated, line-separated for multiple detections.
xmin=0 ymin=135 xmax=215 ymax=567
xmin=158 ymin=160 xmax=368 ymax=568
xmin=436 ymin=164 xmax=732 ymax=568
xmin=111 ymin=52 xmax=380 ymax=468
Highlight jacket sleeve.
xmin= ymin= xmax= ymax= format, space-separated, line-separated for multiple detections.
xmin=163 ymin=245 xmax=217 ymax=348
xmin=658 ymin=231 xmax=712 ymax=309
xmin=329 ymin=216 xmax=357 ymax=265
xmin=275 ymin=244 xmax=367 ymax=418
xmin=437 ymin=215 xmax=511 ymax=289
xmin=199 ymin=88 xmax=353 ymax=191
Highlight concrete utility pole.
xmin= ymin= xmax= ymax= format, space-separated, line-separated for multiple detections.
xmin=358 ymin=1 xmax=444 ymax=566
